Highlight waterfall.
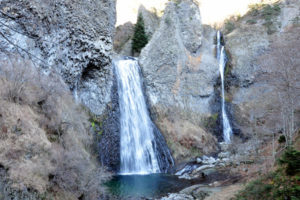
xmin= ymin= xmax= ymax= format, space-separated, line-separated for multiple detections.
xmin=115 ymin=58 xmax=173 ymax=175
xmin=217 ymin=31 xmax=232 ymax=143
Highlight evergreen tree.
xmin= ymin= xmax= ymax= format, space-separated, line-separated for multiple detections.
xmin=132 ymin=14 xmax=148 ymax=55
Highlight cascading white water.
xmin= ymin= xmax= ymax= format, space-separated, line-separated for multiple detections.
xmin=217 ymin=31 xmax=232 ymax=143
xmin=115 ymin=58 xmax=160 ymax=175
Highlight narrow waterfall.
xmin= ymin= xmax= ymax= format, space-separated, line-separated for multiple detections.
xmin=217 ymin=31 xmax=232 ymax=143
xmin=115 ymin=58 xmax=173 ymax=175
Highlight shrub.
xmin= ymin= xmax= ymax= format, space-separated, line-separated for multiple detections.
xmin=262 ymin=4 xmax=280 ymax=20
xmin=249 ymin=3 xmax=265 ymax=16
xmin=224 ymin=19 xmax=235 ymax=34
xmin=246 ymin=19 xmax=257 ymax=24
xmin=0 ymin=57 xmax=35 ymax=103
xmin=233 ymin=148 xmax=300 ymax=200
xmin=248 ymin=3 xmax=281 ymax=34
xmin=278 ymin=135 xmax=286 ymax=143
xmin=203 ymin=113 xmax=218 ymax=130
xmin=132 ymin=14 xmax=148 ymax=55
xmin=279 ymin=147 xmax=300 ymax=176
xmin=0 ymin=56 xmax=111 ymax=199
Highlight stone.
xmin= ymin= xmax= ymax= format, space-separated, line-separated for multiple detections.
xmin=160 ymin=193 xmax=194 ymax=200
xmin=0 ymin=0 xmax=116 ymax=115
xmin=139 ymin=1 xmax=219 ymax=161
xmin=196 ymin=157 xmax=202 ymax=164
xmin=218 ymin=152 xmax=230 ymax=159
xmin=113 ymin=22 xmax=134 ymax=55
xmin=195 ymin=165 xmax=215 ymax=172
xmin=202 ymin=156 xmax=217 ymax=165
xmin=138 ymin=5 xmax=160 ymax=38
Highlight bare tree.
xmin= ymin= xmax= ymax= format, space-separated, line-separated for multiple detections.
xmin=0 ymin=56 xmax=35 ymax=103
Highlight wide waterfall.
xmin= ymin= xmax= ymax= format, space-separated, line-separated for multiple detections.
xmin=217 ymin=31 xmax=232 ymax=143
xmin=115 ymin=58 xmax=173 ymax=175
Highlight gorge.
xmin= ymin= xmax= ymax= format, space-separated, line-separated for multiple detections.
xmin=0 ymin=0 xmax=299 ymax=199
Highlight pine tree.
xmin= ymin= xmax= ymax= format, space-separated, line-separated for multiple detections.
xmin=132 ymin=14 xmax=148 ymax=55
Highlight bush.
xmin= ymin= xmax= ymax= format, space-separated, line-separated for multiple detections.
xmin=262 ymin=4 xmax=280 ymax=20
xmin=0 ymin=57 xmax=35 ymax=103
xmin=279 ymin=147 xmax=300 ymax=176
xmin=278 ymin=135 xmax=286 ymax=143
xmin=248 ymin=3 xmax=281 ymax=34
xmin=233 ymin=148 xmax=300 ymax=200
xmin=132 ymin=14 xmax=148 ymax=55
xmin=246 ymin=19 xmax=257 ymax=24
xmin=0 ymin=56 xmax=111 ymax=199
xmin=249 ymin=3 xmax=265 ymax=16
xmin=224 ymin=19 xmax=235 ymax=34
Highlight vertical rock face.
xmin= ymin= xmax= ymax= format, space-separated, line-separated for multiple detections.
xmin=113 ymin=22 xmax=135 ymax=55
xmin=0 ymin=0 xmax=116 ymax=115
xmin=139 ymin=0 xmax=219 ymax=162
xmin=138 ymin=5 xmax=160 ymax=39
xmin=224 ymin=1 xmax=300 ymax=141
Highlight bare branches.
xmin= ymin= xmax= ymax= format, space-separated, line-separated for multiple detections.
xmin=259 ymin=27 xmax=300 ymax=147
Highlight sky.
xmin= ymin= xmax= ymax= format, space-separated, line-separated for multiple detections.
xmin=116 ymin=0 xmax=266 ymax=26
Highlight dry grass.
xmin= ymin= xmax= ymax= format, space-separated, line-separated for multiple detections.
xmin=0 ymin=56 xmax=111 ymax=199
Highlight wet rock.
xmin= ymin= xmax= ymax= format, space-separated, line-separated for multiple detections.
xmin=194 ymin=165 xmax=215 ymax=173
xmin=201 ymin=156 xmax=217 ymax=165
xmin=175 ymin=164 xmax=199 ymax=176
xmin=99 ymin=73 xmax=121 ymax=172
xmin=160 ymin=193 xmax=194 ymax=200
xmin=196 ymin=157 xmax=202 ymax=164
xmin=218 ymin=152 xmax=230 ymax=159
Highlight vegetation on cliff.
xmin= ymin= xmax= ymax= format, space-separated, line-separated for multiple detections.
xmin=0 ymin=56 xmax=111 ymax=199
xmin=233 ymin=147 xmax=300 ymax=200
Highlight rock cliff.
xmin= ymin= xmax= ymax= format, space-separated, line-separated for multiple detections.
xmin=139 ymin=0 xmax=219 ymax=162
xmin=225 ymin=0 xmax=300 ymax=143
xmin=0 ymin=0 xmax=116 ymax=115
xmin=0 ymin=0 xmax=116 ymax=199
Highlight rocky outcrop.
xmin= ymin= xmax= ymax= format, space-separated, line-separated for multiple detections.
xmin=113 ymin=22 xmax=134 ymax=55
xmin=0 ymin=0 xmax=116 ymax=115
xmin=225 ymin=0 xmax=300 ymax=140
xmin=138 ymin=5 xmax=160 ymax=38
xmin=99 ymin=72 xmax=120 ymax=172
xmin=139 ymin=0 xmax=219 ymax=162
xmin=114 ymin=5 xmax=160 ymax=56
